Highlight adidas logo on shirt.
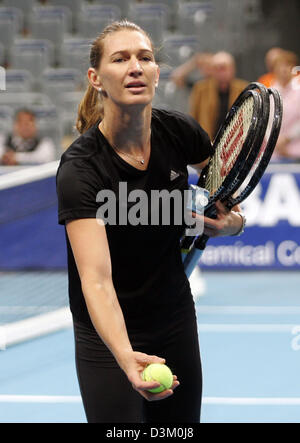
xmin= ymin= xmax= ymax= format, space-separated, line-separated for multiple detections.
xmin=170 ymin=170 xmax=180 ymax=181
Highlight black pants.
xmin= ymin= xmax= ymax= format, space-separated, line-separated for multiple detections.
xmin=73 ymin=294 xmax=202 ymax=423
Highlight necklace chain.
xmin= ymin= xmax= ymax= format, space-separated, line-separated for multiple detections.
xmin=100 ymin=123 xmax=148 ymax=165
xmin=113 ymin=145 xmax=145 ymax=165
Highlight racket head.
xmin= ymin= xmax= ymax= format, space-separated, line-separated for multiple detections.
xmin=197 ymin=88 xmax=263 ymax=215
xmin=225 ymin=87 xmax=283 ymax=209
xmin=184 ymin=84 xmax=279 ymax=269
xmin=244 ymin=82 xmax=270 ymax=109
xmin=215 ymin=82 xmax=271 ymax=201
xmin=181 ymin=86 xmax=263 ymax=253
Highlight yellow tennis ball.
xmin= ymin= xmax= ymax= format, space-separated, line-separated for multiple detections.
xmin=142 ymin=363 xmax=173 ymax=393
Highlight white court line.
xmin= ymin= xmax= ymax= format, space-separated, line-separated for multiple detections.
xmin=1 ymin=395 xmax=300 ymax=406
xmin=0 ymin=319 xmax=296 ymax=350
xmin=0 ymin=395 xmax=82 ymax=404
xmin=0 ymin=307 xmax=72 ymax=349
xmin=197 ymin=306 xmax=300 ymax=315
xmin=197 ymin=324 xmax=297 ymax=333
xmin=203 ymin=397 xmax=300 ymax=406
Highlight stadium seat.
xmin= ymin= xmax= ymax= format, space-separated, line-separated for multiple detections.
xmin=92 ymin=0 xmax=131 ymax=19
xmin=162 ymin=34 xmax=200 ymax=67
xmin=29 ymin=6 xmax=72 ymax=62
xmin=59 ymin=91 xmax=85 ymax=138
xmin=59 ymin=37 xmax=92 ymax=75
xmin=46 ymin=0 xmax=84 ymax=33
xmin=3 ymin=0 xmax=35 ymax=30
xmin=41 ymin=68 xmax=84 ymax=106
xmin=9 ymin=39 xmax=54 ymax=89
xmin=145 ymin=0 xmax=179 ymax=30
xmin=30 ymin=104 xmax=63 ymax=155
xmin=128 ymin=3 xmax=168 ymax=48
xmin=0 ymin=105 xmax=14 ymax=136
xmin=0 ymin=92 xmax=54 ymax=110
xmin=77 ymin=5 xmax=121 ymax=39
xmin=177 ymin=1 xmax=213 ymax=38
xmin=4 ymin=69 xmax=34 ymax=92
xmin=0 ymin=7 xmax=23 ymax=56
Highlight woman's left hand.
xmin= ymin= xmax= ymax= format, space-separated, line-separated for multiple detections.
xmin=202 ymin=200 xmax=243 ymax=238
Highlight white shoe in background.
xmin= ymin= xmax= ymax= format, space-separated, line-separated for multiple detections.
xmin=189 ymin=266 xmax=206 ymax=302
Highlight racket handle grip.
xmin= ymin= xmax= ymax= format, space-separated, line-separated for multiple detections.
xmin=181 ymin=235 xmax=199 ymax=263
xmin=194 ymin=233 xmax=210 ymax=250
xmin=221 ymin=195 xmax=235 ymax=210
xmin=180 ymin=235 xmax=194 ymax=252
xmin=184 ymin=247 xmax=204 ymax=278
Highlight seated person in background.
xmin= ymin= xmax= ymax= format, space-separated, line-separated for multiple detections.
xmin=272 ymin=50 xmax=300 ymax=162
xmin=257 ymin=47 xmax=284 ymax=87
xmin=170 ymin=52 xmax=214 ymax=88
xmin=189 ymin=51 xmax=248 ymax=141
xmin=0 ymin=109 xmax=56 ymax=165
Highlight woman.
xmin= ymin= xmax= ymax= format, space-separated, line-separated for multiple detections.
xmin=56 ymin=20 xmax=244 ymax=423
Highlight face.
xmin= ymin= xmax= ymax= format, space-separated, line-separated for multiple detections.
xmin=265 ymin=48 xmax=283 ymax=72
xmin=212 ymin=60 xmax=235 ymax=86
xmin=14 ymin=112 xmax=37 ymax=139
xmin=91 ymin=30 xmax=159 ymax=109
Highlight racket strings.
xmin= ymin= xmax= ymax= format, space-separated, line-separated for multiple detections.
xmin=233 ymin=94 xmax=274 ymax=197
xmin=204 ymin=96 xmax=254 ymax=196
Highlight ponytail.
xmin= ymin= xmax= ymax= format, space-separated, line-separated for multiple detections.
xmin=76 ymin=84 xmax=104 ymax=134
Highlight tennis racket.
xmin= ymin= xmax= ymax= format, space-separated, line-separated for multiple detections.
xmin=181 ymin=83 xmax=269 ymax=262
xmin=183 ymin=87 xmax=283 ymax=277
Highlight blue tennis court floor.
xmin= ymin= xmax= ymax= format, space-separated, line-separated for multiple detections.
xmin=1 ymin=271 xmax=300 ymax=423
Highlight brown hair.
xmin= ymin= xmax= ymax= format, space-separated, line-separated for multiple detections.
xmin=76 ymin=20 xmax=154 ymax=134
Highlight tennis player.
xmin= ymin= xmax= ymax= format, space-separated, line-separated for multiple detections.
xmin=56 ymin=20 xmax=244 ymax=423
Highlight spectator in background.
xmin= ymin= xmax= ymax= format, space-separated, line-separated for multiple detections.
xmin=272 ymin=50 xmax=300 ymax=161
xmin=0 ymin=109 xmax=56 ymax=165
xmin=171 ymin=52 xmax=214 ymax=89
xmin=257 ymin=47 xmax=284 ymax=87
xmin=189 ymin=51 xmax=248 ymax=141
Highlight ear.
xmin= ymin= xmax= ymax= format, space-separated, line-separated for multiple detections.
xmin=87 ymin=67 xmax=103 ymax=92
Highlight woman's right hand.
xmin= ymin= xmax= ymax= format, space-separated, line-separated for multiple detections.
xmin=117 ymin=351 xmax=180 ymax=401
